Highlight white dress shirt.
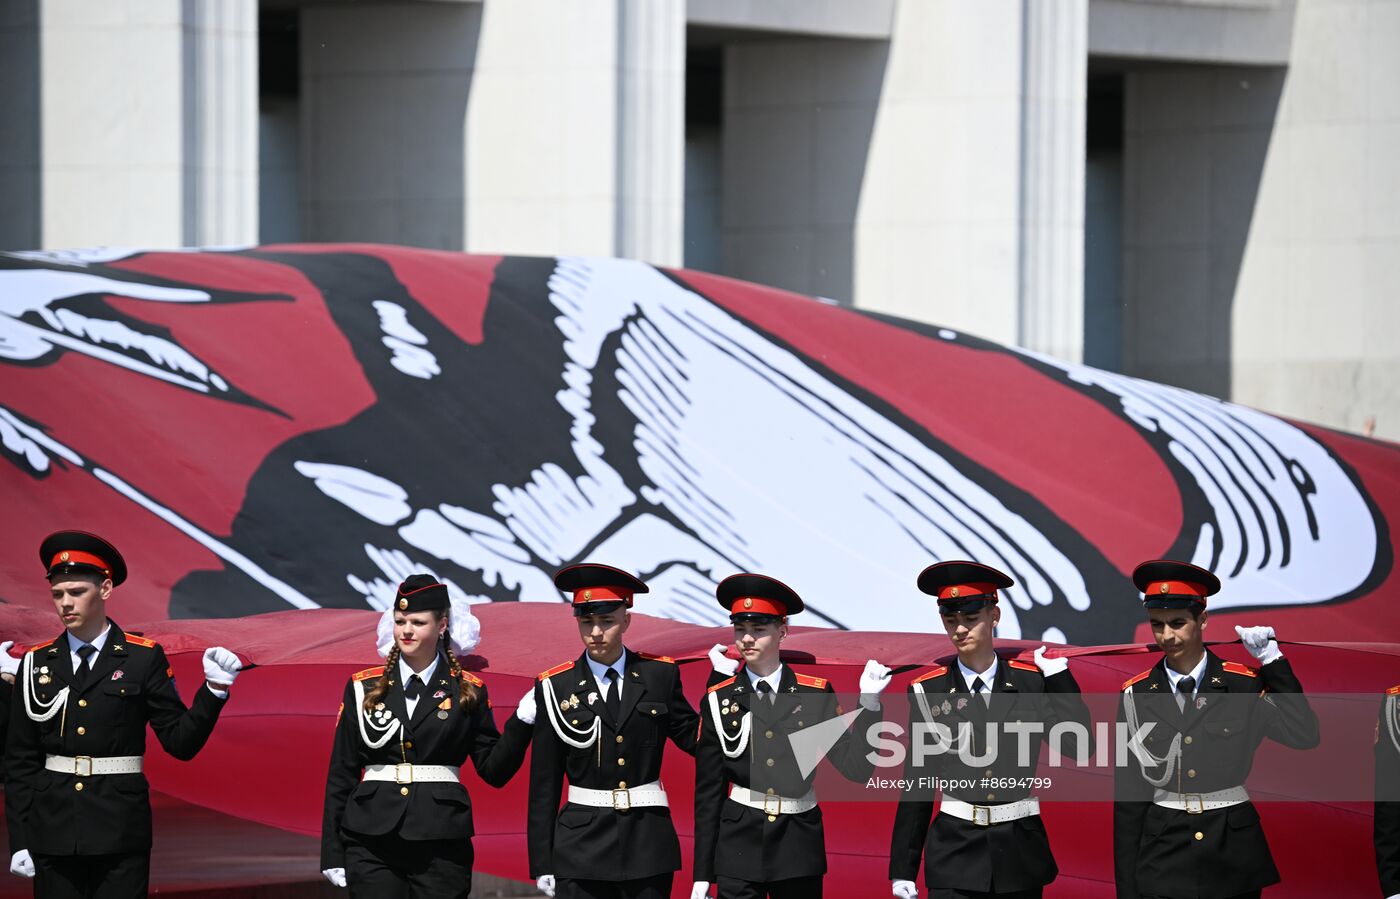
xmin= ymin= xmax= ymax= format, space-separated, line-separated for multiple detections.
xmin=1164 ymin=653 xmax=1209 ymax=711
xmin=66 ymin=623 xmax=112 ymax=673
xmin=398 ymin=654 xmax=441 ymax=718
xmin=958 ymin=657 xmax=998 ymax=705
xmin=586 ymin=652 xmax=626 ymax=703
xmin=745 ymin=663 xmax=785 ymax=701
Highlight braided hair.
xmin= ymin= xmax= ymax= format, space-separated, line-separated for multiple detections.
xmin=362 ymin=643 xmax=400 ymax=712
xmin=363 ymin=610 xmax=481 ymax=713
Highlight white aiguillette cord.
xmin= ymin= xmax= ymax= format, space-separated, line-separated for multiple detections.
xmin=707 ymin=690 xmax=751 ymax=759
xmin=21 ymin=651 xmax=68 ymax=723
xmin=353 ymin=678 xmax=403 ymax=749
xmin=540 ymin=675 xmax=602 ymax=750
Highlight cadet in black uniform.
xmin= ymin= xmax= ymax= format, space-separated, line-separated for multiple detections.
xmin=1376 ymin=684 xmax=1400 ymax=899
xmin=5 ymin=530 xmax=242 ymax=898
xmin=691 ymin=573 xmax=891 ymax=899
xmin=889 ymin=561 xmax=1090 ymax=899
xmin=527 ymin=564 xmax=700 ymax=899
xmin=1114 ymin=560 xmax=1320 ymax=899
xmin=320 ymin=574 xmax=533 ymax=898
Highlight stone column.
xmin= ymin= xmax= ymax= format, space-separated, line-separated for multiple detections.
xmin=1017 ymin=0 xmax=1088 ymax=362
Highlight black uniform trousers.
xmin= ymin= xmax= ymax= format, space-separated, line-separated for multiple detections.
xmin=716 ymin=874 xmax=822 ymax=898
xmin=344 ymin=832 xmax=473 ymax=899
xmin=555 ymin=874 xmax=672 ymax=899
xmin=32 ymin=852 xmax=149 ymax=899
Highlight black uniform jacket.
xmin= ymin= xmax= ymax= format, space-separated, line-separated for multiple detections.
xmin=1376 ymin=688 xmax=1400 ymax=897
xmin=889 ymin=656 xmax=1089 ymax=893
xmin=320 ymin=656 xmax=532 ymax=869
xmin=4 ymin=622 xmax=226 ymax=856
xmin=1113 ymin=652 xmax=1319 ymax=899
xmin=527 ymin=648 xmax=699 ymax=880
xmin=693 ymin=663 xmax=879 ymax=883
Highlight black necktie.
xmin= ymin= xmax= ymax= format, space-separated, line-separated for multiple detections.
xmin=76 ymin=645 xmax=96 ymax=684
xmin=756 ymin=680 xmax=774 ymax=704
xmin=405 ymin=674 xmax=424 ymax=703
xmin=604 ymin=669 xmax=622 ymax=719
xmin=971 ymin=676 xmax=990 ymax=706
xmin=1177 ymin=676 xmax=1197 ymax=716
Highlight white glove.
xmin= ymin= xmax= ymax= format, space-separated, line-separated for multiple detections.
xmin=859 ymin=659 xmax=892 ymax=710
xmin=709 ymin=643 xmax=739 ymax=677
xmin=10 ymin=850 xmax=34 ymax=878
xmin=0 ymin=641 xmax=19 ymax=678
xmin=892 ymin=879 xmax=918 ymax=899
xmin=516 ymin=687 xmax=537 ymax=725
xmin=1033 ymin=646 xmax=1069 ymax=677
xmin=537 ymin=875 xmax=556 ymax=897
xmin=202 ymin=646 xmax=242 ymax=686
xmin=321 ymin=867 xmax=346 ymax=888
xmin=1234 ymin=625 xmax=1281 ymax=665
xmin=690 ymin=882 xmax=712 ymax=899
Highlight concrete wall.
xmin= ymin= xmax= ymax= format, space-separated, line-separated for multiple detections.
xmin=1122 ymin=0 xmax=1400 ymax=438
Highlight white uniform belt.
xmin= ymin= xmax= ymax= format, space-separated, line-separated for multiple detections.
xmin=45 ymin=754 xmax=143 ymax=776
xmin=362 ymin=764 xmax=461 ymax=785
xmin=728 ymin=785 xmax=818 ymax=815
xmin=567 ymin=781 xmax=668 ymax=810
xmin=939 ymin=797 xmax=1040 ymax=826
xmin=1153 ymin=786 xmax=1249 ymax=813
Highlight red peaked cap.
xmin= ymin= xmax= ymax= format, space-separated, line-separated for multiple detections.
xmin=1133 ymin=559 xmax=1220 ymax=609
xmin=717 ymin=572 xmax=805 ymax=621
xmin=553 ymin=563 xmax=648 ymax=614
xmin=40 ymin=530 xmax=127 ymax=587
xmin=916 ymin=560 xmax=1013 ymax=612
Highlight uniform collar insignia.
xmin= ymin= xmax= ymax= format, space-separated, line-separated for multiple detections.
xmin=788 ymin=685 xmax=797 ymax=693
xmin=1211 ymin=676 xmax=1223 ymax=685
xmin=1149 ymin=682 xmax=1159 ymax=690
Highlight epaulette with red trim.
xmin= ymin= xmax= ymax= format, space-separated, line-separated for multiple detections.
xmin=1222 ymin=661 xmax=1258 ymax=678
xmin=912 ymin=665 xmax=948 ymax=685
xmin=708 ymin=675 xmax=737 ymax=694
xmin=795 ymin=673 xmax=827 ymax=689
xmin=352 ymin=666 xmax=385 ymax=682
xmin=1122 ymin=669 xmax=1153 ymax=691
xmin=123 ymin=634 xmax=156 ymax=648
xmin=27 ymin=638 xmax=57 ymax=654
xmin=1388 ymin=684 xmax=1400 ymax=696
xmin=537 ymin=661 xmax=574 ymax=681
xmin=1007 ymin=659 xmax=1039 ymax=673
xmin=460 ymin=671 xmax=484 ymax=687
xmin=636 ymin=651 xmax=675 ymax=663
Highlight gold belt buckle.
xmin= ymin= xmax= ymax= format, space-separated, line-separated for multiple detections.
xmin=763 ymin=794 xmax=783 ymax=816
xmin=395 ymin=763 xmax=413 ymax=785
xmin=612 ymin=788 xmax=632 ymax=811
xmin=1183 ymin=793 xmax=1204 ymax=814
xmin=74 ymin=756 xmax=92 ymax=778
xmin=971 ymin=805 xmax=992 ymax=827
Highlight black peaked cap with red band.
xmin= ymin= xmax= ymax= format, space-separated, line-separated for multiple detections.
xmin=395 ymin=574 xmax=450 ymax=613
xmin=554 ymin=563 xmax=648 ymax=615
xmin=717 ymin=573 xmax=804 ymax=622
xmin=40 ymin=530 xmax=127 ymax=587
xmin=916 ymin=560 xmax=1013 ymax=613
xmin=1133 ymin=559 xmax=1220 ymax=610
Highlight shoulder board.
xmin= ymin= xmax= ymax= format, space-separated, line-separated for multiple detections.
xmin=352 ymin=666 xmax=385 ymax=682
xmin=537 ymin=661 xmax=574 ymax=681
xmin=1222 ymin=661 xmax=1258 ymax=678
xmin=459 ymin=671 xmax=484 ymax=687
xmin=1122 ymin=669 xmax=1153 ymax=691
xmin=636 ymin=651 xmax=675 ymax=664
xmin=1007 ymin=659 xmax=1039 ymax=673
xmin=795 ymin=673 xmax=827 ymax=689
xmin=912 ymin=665 xmax=948 ymax=684
xmin=1388 ymin=684 xmax=1400 ymax=696
xmin=27 ymin=638 xmax=57 ymax=653
xmin=124 ymin=634 xmax=157 ymax=648
xmin=708 ymin=675 xmax=738 ymax=694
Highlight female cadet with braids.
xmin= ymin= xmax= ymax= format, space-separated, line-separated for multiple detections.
xmin=320 ymin=575 xmax=539 ymax=897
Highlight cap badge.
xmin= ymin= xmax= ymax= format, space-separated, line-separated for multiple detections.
xmin=398 ymin=597 xmax=408 ymax=610
xmin=950 ymin=587 xmax=960 ymax=598
xmin=584 ymin=589 xmax=592 ymax=601
xmin=59 ymin=551 xmax=70 ymax=562
xmin=1159 ymin=583 xmax=1170 ymax=594
xmin=743 ymin=598 xmax=753 ymax=609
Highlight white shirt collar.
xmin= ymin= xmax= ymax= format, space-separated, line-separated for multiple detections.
xmin=66 ymin=622 xmax=112 ymax=658
xmin=585 ymin=650 xmax=627 ymax=690
xmin=745 ymin=663 xmax=784 ymax=695
xmin=398 ymin=653 xmax=440 ymax=687
xmin=957 ymin=657 xmax=998 ymax=692
xmin=1163 ymin=653 xmax=1208 ymax=696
